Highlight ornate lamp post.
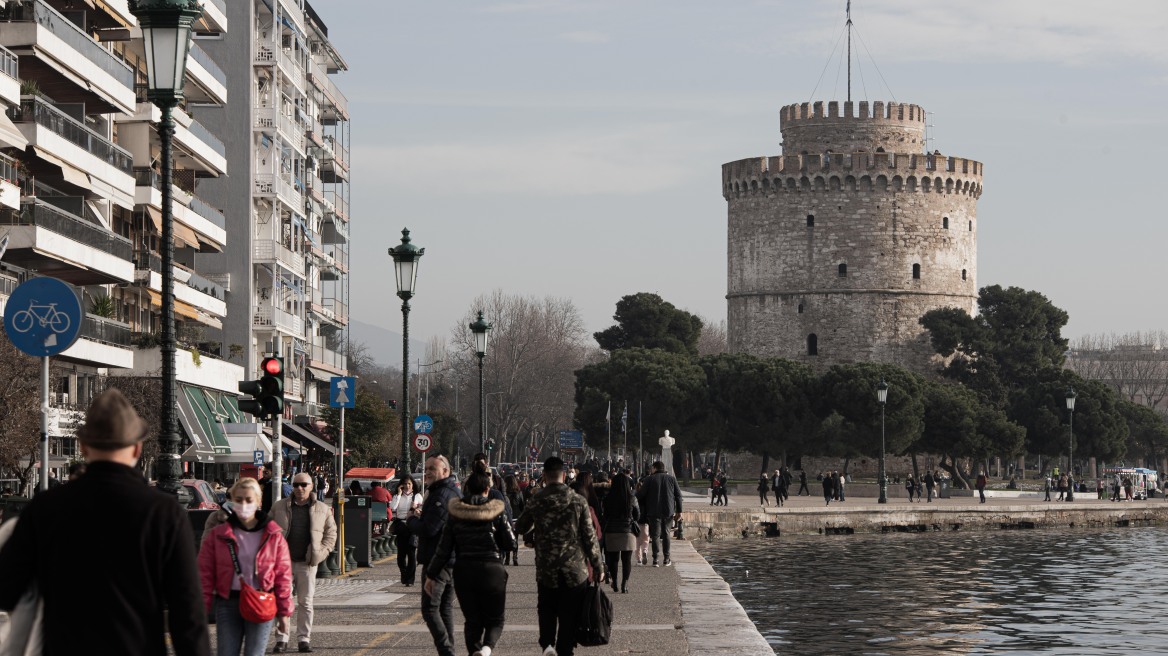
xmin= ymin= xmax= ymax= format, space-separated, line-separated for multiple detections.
xmin=1066 ymin=386 xmax=1077 ymax=502
xmin=128 ymin=0 xmax=202 ymax=496
xmin=389 ymin=229 xmax=423 ymax=475
xmin=877 ymin=377 xmax=889 ymax=504
xmin=469 ymin=311 xmax=491 ymax=454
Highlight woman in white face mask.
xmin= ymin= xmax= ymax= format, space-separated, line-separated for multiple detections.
xmin=198 ymin=477 xmax=294 ymax=656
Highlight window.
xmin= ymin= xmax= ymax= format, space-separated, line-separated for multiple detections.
xmin=969 ymin=220 xmax=973 ymax=231
xmin=806 ymin=214 xmax=815 ymax=227
xmin=838 ymin=263 xmax=847 ymax=277
xmin=943 ymin=217 xmax=949 ymax=229
xmin=797 ymin=303 xmax=804 ymax=314
xmin=912 ymin=263 xmax=921 ymax=279
xmin=962 ymin=269 xmax=968 ymax=281
xmin=807 ymin=334 xmax=818 ymax=356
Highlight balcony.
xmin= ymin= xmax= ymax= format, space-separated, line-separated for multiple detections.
xmin=254 ymin=172 xmax=302 ymax=210
xmin=0 ymin=152 xmax=19 ymax=210
xmin=132 ymin=169 xmax=226 ymax=250
xmin=310 ymin=343 xmax=346 ymax=375
xmin=10 ymin=96 xmax=136 ymax=207
xmin=323 ymin=297 xmax=348 ymax=325
xmin=253 ymin=304 xmax=303 ymax=337
xmin=254 ymin=40 xmax=305 ymax=95
xmin=254 ymin=104 xmax=305 ymax=153
xmin=195 ymin=0 xmax=228 ymax=34
xmin=0 ymin=201 xmax=133 ymax=284
xmin=254 ymin=239 xmax=305 ymax=276
xmin=172 ymin=111 xmax=227 ymax=176
xmin=133 ymin=254 xmax=228 ymax=322
xmin=0 ymin=0 xmax=136 ymax=114
xmin=185 ymin=43 xmax=227 ymax=105
xmin=0 ymin=46 xmax=18 ymax=106
xmin=60 ymin=314 xmax=135 ymax=369
xmin=308 ymin=59 xmax=348 ymax=122
xmin=0 ymin=273 xmax=19 ymax=316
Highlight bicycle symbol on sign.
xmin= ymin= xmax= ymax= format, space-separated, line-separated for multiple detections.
xmin=10 ymin=300 xmax=72 ymax=335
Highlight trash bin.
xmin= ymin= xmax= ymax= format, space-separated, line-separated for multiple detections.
xmin=338 ymin=495 xmax=374 ymax=567
xmin=939 ymin=479 xmax=951 ymax=499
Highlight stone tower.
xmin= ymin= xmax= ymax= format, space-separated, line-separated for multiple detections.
xmin=723 ymin=100 xmax=984 ymax=371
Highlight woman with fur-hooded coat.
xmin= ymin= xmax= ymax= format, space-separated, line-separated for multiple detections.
xmin=426 ymin=472 xmax=516 ymax=656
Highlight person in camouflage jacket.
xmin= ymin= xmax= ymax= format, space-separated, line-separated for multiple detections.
xmin=515 ymin=457 xmax=602 ymax=656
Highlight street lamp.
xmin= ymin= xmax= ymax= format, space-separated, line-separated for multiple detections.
xmin=877 ymin=377 xmax=889 ymax=504
xmin=389 ymin=228 xmax=423 ymax=475
xmin=469 ymin=311 xmax=491 ymax=454
xmin=1066 ymin=386 xmax=1077 ymax=502
xmin=128 ymin=0 xmax=202 ymax=496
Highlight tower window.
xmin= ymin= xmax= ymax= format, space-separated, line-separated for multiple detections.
xmin=807 ymin=334 xmax=818 ymax=356
xmin=912 ymin=263 xmax=921 ymax=279
xmin=943 ymin=217 xmax=949 ymax=229
xmin=962 ymin=269 xmax=968 ymax=281
xmin=969 ymin=220 xmax=973 ymax=231
xmin=806 ymin=214 xmax=815 ymax=227
xmin=838 ymin=263 xmax=847 ymax=278
xmin=797 ymin=303 xmax=804 ymax=314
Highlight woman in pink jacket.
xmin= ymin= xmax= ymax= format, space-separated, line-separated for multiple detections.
xmin=198 ymin=477 xmax=294 ymax=656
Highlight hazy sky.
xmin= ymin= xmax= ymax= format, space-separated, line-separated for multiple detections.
xmin=323 ymin=0 xmax=1168 ymax=350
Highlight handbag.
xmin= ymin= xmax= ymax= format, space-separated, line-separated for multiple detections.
xmin=226 ymin=541 xmax=277 ymax=624
xmin=576 ymin=581 xmax=613 ymax=647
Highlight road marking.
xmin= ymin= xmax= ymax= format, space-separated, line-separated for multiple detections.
xmin=350 ymin=610 xmax=423 ymax=656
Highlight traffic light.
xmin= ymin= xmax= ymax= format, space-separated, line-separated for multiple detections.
xmin=237 ymin=356 xmax=284 ymax=420
xmin=487 ymin=439 xmax=495 ymax=452
xmin=388 ymin=399 xmax=398 ymax=410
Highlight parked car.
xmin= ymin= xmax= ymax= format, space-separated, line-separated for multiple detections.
xmin=181 ymin=478 xmax=221 ymax=510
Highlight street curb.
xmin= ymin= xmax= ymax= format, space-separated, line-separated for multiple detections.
xmin=673 ymin=541 xmax=773 ymax=655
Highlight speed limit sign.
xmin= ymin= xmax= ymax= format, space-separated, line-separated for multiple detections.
xmin=413 ymin=433 xmax=433 ymax=453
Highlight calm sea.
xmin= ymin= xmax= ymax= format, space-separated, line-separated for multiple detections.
xmin=696 ymin=527 xmax=1167 ymax=654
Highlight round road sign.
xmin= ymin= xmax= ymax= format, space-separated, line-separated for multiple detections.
xmin=413 ymin=433 xmax=433 ymax=453
xmin=529 ymin=446 xmax=539 ymax=459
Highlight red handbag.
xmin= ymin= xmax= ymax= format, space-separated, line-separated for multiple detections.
xmin=227 ymin=542 xmax=277 ymax=623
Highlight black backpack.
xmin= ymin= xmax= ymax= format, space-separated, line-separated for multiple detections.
xmin=577 ymin=582 xmax=613 ymax=646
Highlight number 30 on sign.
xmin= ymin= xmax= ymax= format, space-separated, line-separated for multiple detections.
xmin=413 ymin=433 xmax=432 ymax=453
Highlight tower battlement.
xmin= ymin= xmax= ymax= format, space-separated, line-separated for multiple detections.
xmin=780 ymin=100 xmax=927 ymax=155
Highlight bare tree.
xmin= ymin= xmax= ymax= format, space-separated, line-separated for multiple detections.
xmin=445 ymin=292 xmax=591 ymax=462
xmin=696 ymin=315 xmax=728 ymax=356
xmin=0 ymin=327 xmax=43 ymax=493
xmin=99 ymin=375 xmax=162 ymax=474
xmin=1068 ymin=332 xmax=1168 ymax=413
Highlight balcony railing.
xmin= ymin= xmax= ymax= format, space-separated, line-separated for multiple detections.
xmin=2 ymin=0 xmax=135 ymax=89
xmin=253 ymin=304 xmax=302 ymax=335
xmin=308 ymin=59 xmax=348 ymax=115
xmin=323 ymin=297 xmax=347 ymax=322
xmin=0 ymin=153 xmax=20 ymax=187
xmin=254 ymin=104 xmax=304 ymax=152
xmin=188 ymin=42 xmax=226 ymax=88
xmin=311 ymin=344 xmax=346 ymax=371
xmin=79 ymin=314 xmax=132 ymax=347
xmin=0 ymin=46 xmax=17 ymax=81
xmin=254 ymin=239 xmax=304 ymax=273
xmin=254 ymin=173 xmax=301 ymax=207
xmin=188 ymin=195 xmax=225 ymax=230
xmin=132 ymin=252 xmax=226 ymax=299
xmin=185 ymin=118 xmax=226 ymax=159
xmin=1 ymin=201 xmax=132 ymax=260
xmin=9 ymin=97 xmax=133 ymax=173
xmin=185 ymin=270 xmax=226 ymax=300
xmin=0 ymin=275 xmax=18 ymax=297
xmin=204 ymin=0 xmax=227 ymax=13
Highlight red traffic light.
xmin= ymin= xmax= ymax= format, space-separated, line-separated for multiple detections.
xmin=262 ymin=357 xmax=282 ymax=375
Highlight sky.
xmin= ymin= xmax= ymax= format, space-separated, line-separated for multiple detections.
xmin=322 ymin=0 xmax=1168 ymax=355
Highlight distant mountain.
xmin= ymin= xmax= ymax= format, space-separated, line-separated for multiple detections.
xmin=347 ymin=319 xmax=426 ymax=369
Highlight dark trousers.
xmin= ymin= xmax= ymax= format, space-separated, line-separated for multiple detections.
xmin=421 ymin=565 xmax=456 ymax=656
xmin=537 ymin=579 xmax=587 ymax=656
xmin=773 ymin=490 xmax=783 ymax=506
xmin=647 ymin=517 xmax=671 ymax=562
xmin=798 ymin=482 xmax=809 ymax=495
xmin=453 ymin=560 xmax=508 ymax=654
xmin=604 ymin=550 xmax=633 ymax=588
xmin=395 ymin=531 xmax=417 ymax=585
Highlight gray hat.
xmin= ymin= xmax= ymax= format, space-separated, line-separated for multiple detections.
xmin=76 ymin=388 xmax=149 ymax=449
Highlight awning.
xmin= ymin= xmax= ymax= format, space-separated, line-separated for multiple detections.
xmin=284 ymin=422 xmax=337 ymax=455
xmin=173 ymin=221 xmax=200 ymax=250
xmin=306 ymin=366 xmax=334 ymax=381
xmin=32 ymin=147 xmax=90 ymax=188
xmin=177 ymin=383 xmax=233 ymax=461
xmin=221 ymin=431 xmax=273 ymax=464
xmin=146 ymin=206 xmax=163 ymax=232
xmin=0 ymin=111 xmax=29 ymax=150
xmin=145 ymin=287 xmax=201 ymax=321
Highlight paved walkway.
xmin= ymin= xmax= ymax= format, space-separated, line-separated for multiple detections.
xmin=214 ymin=540 xmax=770 ymax=655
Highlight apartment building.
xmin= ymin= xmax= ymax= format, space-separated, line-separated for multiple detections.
xmin=197 ymin=0 xmax=349 ymax=464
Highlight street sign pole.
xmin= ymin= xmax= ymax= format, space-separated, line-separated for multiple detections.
xmin=338 ymin=404 xmax=346 ymax=575
xmin=39 ymin=356 xmax=48 ymax=491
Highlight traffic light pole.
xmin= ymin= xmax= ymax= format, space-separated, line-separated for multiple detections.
xmin=272 ymin=414 xmax=282 ymax=503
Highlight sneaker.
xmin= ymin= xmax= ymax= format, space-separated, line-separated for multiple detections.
xmin=663 ymin=558 xmax=673 ymax=567
xmin=543 ymin=647 xmax=558 ymax=656
xmin=298 ymin=643 xmax=313 ymax=653
xmin=652 ymin=559 xmax=660 ymax=568
xmin=472 ymin=647 xmax=492 ymax=656
xmin=272 ymin=643 xmax=287 ymax=654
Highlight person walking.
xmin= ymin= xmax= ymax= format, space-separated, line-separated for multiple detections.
xmin=390 ymin=475 xmax=423 ymax=585
xmin=1057 ymin=473 xmax=1068 ymax=501
xmin=797 ymin=470 xmax=810 ymax=496
xmin=636 ymin=461 xmax=684 ymax=567
xmin=836 ymin=471 xmax=846 ymax=502
xmin=821 ymin=472 xmax=833 ymax=505
xmin=905 ymin=475 xmax=916 ymax=502
xmin=716 ymin=470 xmax=729 ymax=506
xmin=1044 ymin=474 xmax=1053 ymax=502
xmin=503 ymin=474 xmax=525 ymax=566
xmin=771 ymin=469 xmax=784 ymax=507
xmin=924 ymin=471 xmax=936 ymax=503
xmin=426 ymin=472 xmax=516 ymax=656
xmin=602 ymin=471 xmax=639 ymax=593
xmin=515 ymin=457 xmax=602 ymax=656
xmin=0 ymin=388 xmax=210 ymax=656
xmin=976 ymin=471 xmax=988 ymax=504
xmin=270 ymin=472 xmax=337 ymax=653
xmin=409 ymin=455 xmax=462 ymax=656
xmin=199 ymin=477 xmax=294 ymax=656
xmin=756 ymin=473 xmax=770 ymax=506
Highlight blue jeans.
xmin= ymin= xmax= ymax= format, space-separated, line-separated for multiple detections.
xmin=215 ymin=596 xmax=274 ymax=656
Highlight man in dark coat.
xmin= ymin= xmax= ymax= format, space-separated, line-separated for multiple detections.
xmin=408 ymin=454 xmax=461 ymax=656
xmin=0 ymin=388 xmax=210 ymax=656
xmin=635 ymin=460 xmax=683 ymax=567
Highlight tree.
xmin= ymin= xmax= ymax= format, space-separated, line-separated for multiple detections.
xmin=574 ymin=347 xmax=706 ymax=453
xmin=100 ymin=375 xmax=162 ymax=474
xmin=1068 ymin=332 xmax=1168 ymax=416
xmin=914 ymin=381 xmax=1024 ymax=487
xmin=816 ymin=364 xmax=926 ymax=467
xmin=0 ymin=326 xmax=43 ymax=493
xmin=1009 ymin=371 xmax=1127 ymax=468
xmin=321 ymin=387 xmax=397 ymax=468
xmin=593 ymin=293 xmax=703 ymax=356
xmin=1117 ymin=400 xmax=1168 ymax=468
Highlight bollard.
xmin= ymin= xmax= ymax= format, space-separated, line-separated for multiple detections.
xmin=317 ymin=560 xmax=331 ymax=579
xmin=326 ymin=549 xmax=340 ymax=576
xmin=345 ymin=544 xmax=357 ymax=570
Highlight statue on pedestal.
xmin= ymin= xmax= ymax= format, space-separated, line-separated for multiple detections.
xmin=659 ymin=430 xmax=676 ymax=477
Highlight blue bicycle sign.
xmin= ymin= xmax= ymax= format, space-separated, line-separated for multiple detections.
xmin=3 ymin=277 xmax=82 ymax=357
xmin=10 ymin=300 xmax=72 ymax=335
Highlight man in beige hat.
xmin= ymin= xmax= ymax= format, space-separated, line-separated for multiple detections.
xmin=0 ymin=388 xmax=210 ymax=655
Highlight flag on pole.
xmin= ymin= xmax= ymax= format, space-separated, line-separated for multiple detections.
xmin=621 ymin=402 xmax=627 ymax=433
xmin=605 ymin=401 xmax=611 ymax=422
